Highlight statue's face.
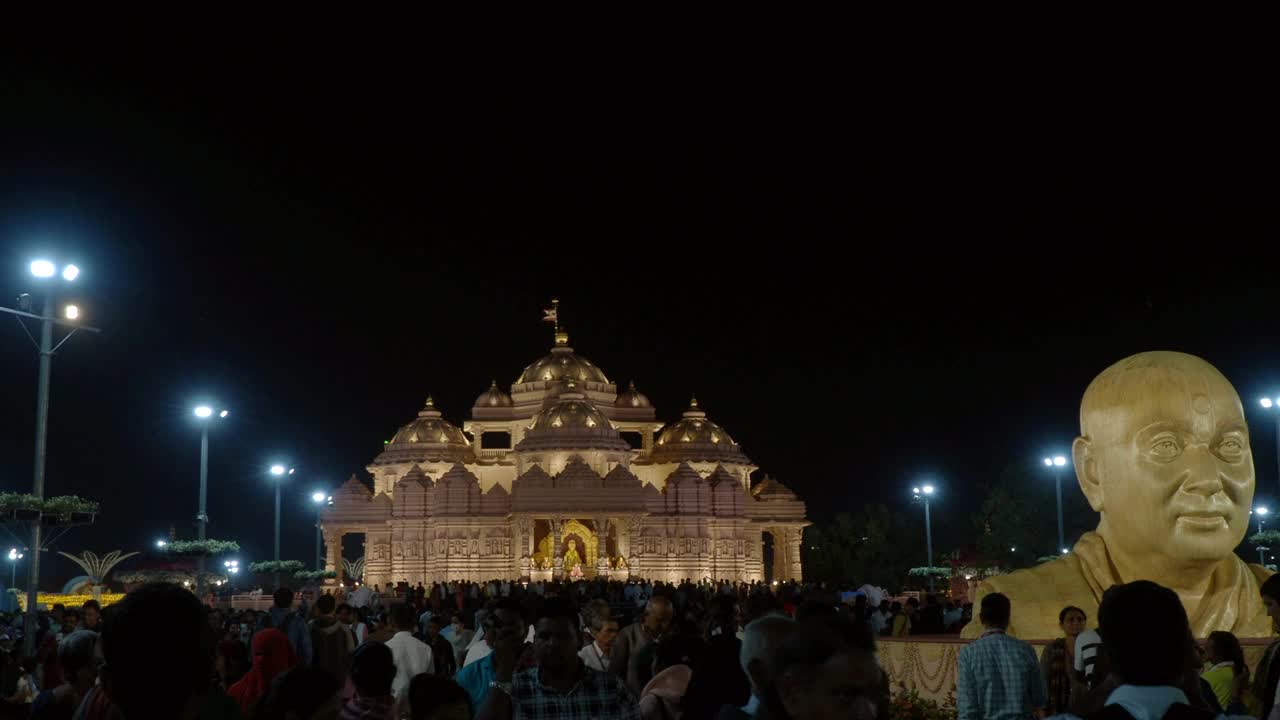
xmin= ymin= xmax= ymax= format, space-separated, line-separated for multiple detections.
xmin=1087 ymin=363 xmax=1254 ymax=562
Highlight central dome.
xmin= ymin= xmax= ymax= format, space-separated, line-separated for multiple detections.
xmin=515 ymin=383 xmax=631 ymax=453
xmin=516 ymin=345 xmax=609 ymax=385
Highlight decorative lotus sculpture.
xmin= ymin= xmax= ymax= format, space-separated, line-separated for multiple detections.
xmin=56 ymin=550 xmax=139 ymax=601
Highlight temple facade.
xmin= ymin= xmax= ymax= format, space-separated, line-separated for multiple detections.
xmin=321 ymin=324 xmax=808 ymax=587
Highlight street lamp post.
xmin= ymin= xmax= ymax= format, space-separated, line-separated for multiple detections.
xmin=912 ymin=484 xmax=937 ymax=592
xmin=193 ymin=406 xmax=228 ymax=598
xmin=7 ymin=549 xmax=23 ymax=588
xmin=0 ymin=259 xmax=100 ymax=655
xmin=1256 ymin=506 xmax=1270 ymax=566
xmin=1258 ymin=398 xmax=1280 ymax=497
xmin=1043 ymin=455 xmax=1069 ymax=555
xmin=311 ymin=492 xmax=329 ymax=571
xmin=270 ymin=465 xmax=294 ymax=587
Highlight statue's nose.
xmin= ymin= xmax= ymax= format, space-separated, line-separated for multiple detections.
xmin=1182 ymin=445 xmax=1226 ymax=496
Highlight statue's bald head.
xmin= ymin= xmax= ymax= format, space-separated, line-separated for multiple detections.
xmin=1079 ymin=351 xmax=1240 ymax=442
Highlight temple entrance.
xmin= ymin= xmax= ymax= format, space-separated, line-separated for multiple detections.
xmin=530 ymin=518 xmax=614 ymax=574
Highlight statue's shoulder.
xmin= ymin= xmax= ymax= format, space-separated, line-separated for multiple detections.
xmin=982 ymin=554 xmax=1083 ymax=598
xmin=1247 ymin=560 xmax=1275 ymax=585
xmin=960 ymin=555 xmax=1095 ymax=640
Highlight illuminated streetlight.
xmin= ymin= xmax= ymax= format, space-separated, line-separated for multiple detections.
xmin=912 ymin=483 xmax=938 ymax=592
xmin=219 ymin=410 xmax=229 ymax=418
xmin=156 ymin=539 xmax=167 ymax=549
xmin=6 ymin=257 xmax=96 ymax=656
xmin=192 ymin=403 xmax=229 ymax=597
xmin=312 ymin=490 xmax=329 ymax=571
xmin=1043 ymin=454 xmax=1072 ymax=556
xmin=1257 ymin=398 xmax=1280 ymax=497
xmin=268 ymin=464 xmax=295 ymax=586
xmin=7 ymin=549 xmax=23 ymax=587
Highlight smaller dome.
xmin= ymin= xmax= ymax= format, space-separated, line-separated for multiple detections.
xmin=475 ymin=380 xmax=513 ymax=407
xmin=648 ymin=397 xmax=751 ymax=465
xmin=375 ymin=396 xmax=475 ymax=465
xmin=614 ymin=380 xmax=652 ymax=409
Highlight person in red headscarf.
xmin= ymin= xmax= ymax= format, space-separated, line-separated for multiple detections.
xmin=227 ymin=628 xmax=294 ymax=716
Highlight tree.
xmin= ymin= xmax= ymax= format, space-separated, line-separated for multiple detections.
xmin=802 ymin=504 xmax=925 ymax=592
xmin=972 ymin=461 xmax=1098 ymax=570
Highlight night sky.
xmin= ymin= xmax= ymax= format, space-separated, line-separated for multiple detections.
xmin=1 ymin=16 xmax=1277 ymax=588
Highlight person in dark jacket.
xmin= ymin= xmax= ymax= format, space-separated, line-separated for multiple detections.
xmin=424 ymin=616 xmax=456 ymax=677
xmin=256 ymin=588 xmax=313 ymax=665
xmin=309 ymin=594 xmax=355 ymax=687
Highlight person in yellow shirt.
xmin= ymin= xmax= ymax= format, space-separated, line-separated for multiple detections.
xmin=1201 ymin=630 xmax=1250 ymax=715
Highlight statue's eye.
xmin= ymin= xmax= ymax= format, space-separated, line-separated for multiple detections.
xmin=1217 ymin=436 xmax=1246 ymax=460
xmin=1150 ymin=434 xmax=1182 ymax=459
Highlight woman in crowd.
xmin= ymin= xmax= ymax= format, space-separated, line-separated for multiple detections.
xmin=1039 ymin=605 xmax=1087 ymax=715
xmin=889 ymin=601 xmax=910 ymax=637
xmin=639 ymin=630 xmax=704 ymax=720
xmin=227 ymin=628 xmax=293 ymax=716
xmin=1201 ymin=630 xmax=1250 ymax=715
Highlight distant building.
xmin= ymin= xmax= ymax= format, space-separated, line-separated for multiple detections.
xmin=323 ymin=320 xmax=807 ymax=586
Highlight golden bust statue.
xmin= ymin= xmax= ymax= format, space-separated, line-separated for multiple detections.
xmin=962 ymin=351 xmax=1273 ymax=639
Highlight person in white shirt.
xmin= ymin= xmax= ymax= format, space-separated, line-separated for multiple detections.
xmin=384 ymin=603 xmax=433 ymax=706
xmin=578 ymin=616 xmax=619 ymax=672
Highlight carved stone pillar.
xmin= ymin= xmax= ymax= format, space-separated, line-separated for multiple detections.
xmin=787 ymin=527 xmax=804 ymax=582
xmin=549 ymin=515 xmax=564 ymax=564
xmin=324 ymin=529 xmax=345 ymax=586
xmin=593 ymin=516 xmax=611 ymax=558
xmin=770 ymin=527 xmax=786 ymax=584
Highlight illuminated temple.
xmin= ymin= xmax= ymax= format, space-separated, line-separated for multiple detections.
xmin=321 ymin=318 xmax=808 ymax=587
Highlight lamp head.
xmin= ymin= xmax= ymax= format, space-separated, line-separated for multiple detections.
xmin=922 ymin=484 xmax=935 ymax=495
xmin=270 ymin=465 xmax=286 ymax=476
xmin=194 ymin=406 xmax=213 ymax=419
xmin=1259 ymin=506 xmax=1270 ymax=517
xmin=61 ymin=264 xmax=79 ymax=282
xmin=29 ymin=260 xmax=55 ymax=278
xmin=312 ymin=491 xmax=327 ymax=503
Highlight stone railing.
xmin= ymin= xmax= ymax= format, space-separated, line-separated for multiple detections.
xmin=477 ymin=448 xmax=510 ymax=461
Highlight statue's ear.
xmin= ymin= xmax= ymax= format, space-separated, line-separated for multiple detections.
xmin=1074 ymin=436 xmax=1103 ymax=512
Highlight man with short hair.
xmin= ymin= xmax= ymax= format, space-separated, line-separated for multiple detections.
xmin=716 ymin=614 xmax=795 ymax=719
xmin=385 ymin=602 xmax=433 ymax=707
xmin=256 ymin=587 xmax=312 ymax=664
xmin=78 ymin=600 xmax=101 ymax=633
xmin=609 ymin=594 xmax=673 ymax=695
xmin=456 ymin=598 xmax=529 ymax=711
xmin=341 ymin=640 xmax=397 ymax=720
xmin=956 ymin=592 xmax=1046 ymax=720
xmin=424 ymin=616 xmax=456 ymax=677
xmin=578 ymin=615 xmax=619 ymax=672
xmin=310 ymin=593 xmax=355 ymax=686
xmin=477 ymin=598 xmax=638 ymax=720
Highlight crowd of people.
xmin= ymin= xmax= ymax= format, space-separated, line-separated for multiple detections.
xmin=954 ymin=574 xmax=1280 ymax=719
xmin=6 ymin=572 xmax=1280 ymax=719
xmin=0 ymin=577 xmax=884 ymax=719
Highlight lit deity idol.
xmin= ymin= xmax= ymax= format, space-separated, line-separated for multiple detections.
xmin=564 ymin=538 xmax=583 ymax=570
xmin=962 ymin=351 xmax=1273 ymax=639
